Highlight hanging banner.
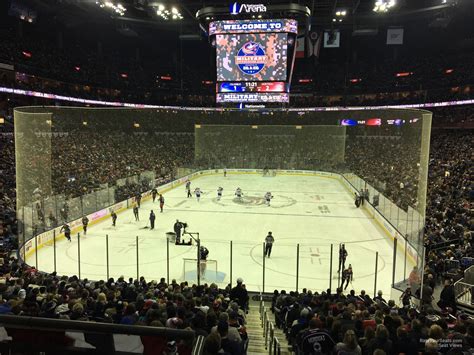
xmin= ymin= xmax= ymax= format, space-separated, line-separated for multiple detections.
xmin=306 ymin=31 xmax=322 ymax=57
xmin=324 ymin=30 xmax=340 ymax=48
xmin=387 ymin=28 xmax=404 ymax=45
xmin=296 ymin=37 xmax=305 ymax=58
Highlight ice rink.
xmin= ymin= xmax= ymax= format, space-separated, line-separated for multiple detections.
xmin=27 ymin=173 xmax=412 ymax=297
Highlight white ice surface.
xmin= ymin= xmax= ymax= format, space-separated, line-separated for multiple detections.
xmin=27 ymin=173 xmax=413 ymax=297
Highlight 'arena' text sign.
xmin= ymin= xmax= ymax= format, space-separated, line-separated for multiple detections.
xmin=230 ymin=3 xmax=267 ymax=15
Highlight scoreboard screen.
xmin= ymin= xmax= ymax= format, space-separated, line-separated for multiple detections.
xmin=218 ymin=82 xmax=288 ymax=93
xmin=216 ymin=92 xmax=289 ymax=103
xmin=216 ymin=32 xmax=288 ymax=82
xmin=209 ymin=19 xmax=298 ymax=36
xmin=210 ymin=19 xmax=296 ymax=105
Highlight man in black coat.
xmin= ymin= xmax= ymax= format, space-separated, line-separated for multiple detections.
xmin=230 ymin=278 xmax=248 ymax=310
xmin=438 ymin=279 xmax=457 ymax=313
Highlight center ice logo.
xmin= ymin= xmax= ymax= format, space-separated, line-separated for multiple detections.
xmin=234 ymin=196 xmax=265 ymax=206
xmin=236 ymin=41 xmax=266 ymax=75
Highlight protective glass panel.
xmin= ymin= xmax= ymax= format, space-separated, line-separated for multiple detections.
xmin=195 ymin=125 xmax=346 ymax=170
xmin=81 ymin=192 xmax=98 ymax=217
xmin=14 ymin=107 xmax=431 ymax=295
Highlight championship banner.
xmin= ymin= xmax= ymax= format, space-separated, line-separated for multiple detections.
xmin=386 ymin=28 xmax=404 ymax=45
xmin=324 ymin=30 xmax=340 ymax=48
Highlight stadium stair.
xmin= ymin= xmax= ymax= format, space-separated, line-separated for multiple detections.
xmin=246 ymin=299 xmax=292 ymax=355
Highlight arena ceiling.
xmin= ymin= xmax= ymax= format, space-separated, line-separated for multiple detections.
xmin=11 ymin=0 xmax=469 ymax=28
xmin=3 ymin=0 xmax=473 ymax=49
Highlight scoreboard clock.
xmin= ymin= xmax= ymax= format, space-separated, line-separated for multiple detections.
xmin=218 ymin=81 xmax=289 ymax=93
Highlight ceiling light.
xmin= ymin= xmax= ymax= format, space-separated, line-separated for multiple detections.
xmin=171 ymin=7 xmax=178 ymax=14
xmin=373 ymin=0 xmax=396 ymax=13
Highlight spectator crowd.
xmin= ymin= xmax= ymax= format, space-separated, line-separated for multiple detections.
xmin=271 ymin=286 xmax=474 ymax=354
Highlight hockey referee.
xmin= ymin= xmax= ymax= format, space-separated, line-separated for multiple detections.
xmin=265 ymin=232 xmax=274 ymax=258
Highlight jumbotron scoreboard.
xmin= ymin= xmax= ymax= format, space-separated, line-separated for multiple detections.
xmin=210 ymin=18 xmax=296 ymax=104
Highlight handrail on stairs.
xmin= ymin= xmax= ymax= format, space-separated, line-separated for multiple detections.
xmin=264 ymin=311 xmax=270 ymax=348
xmin=258 ymin=293 xmax=282 ymax=355
xmin=271 ymin=336 xmax=281 ymax=355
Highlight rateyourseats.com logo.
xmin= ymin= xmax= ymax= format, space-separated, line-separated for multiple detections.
xmin=230 ymin=3 xmax=267 ymax=15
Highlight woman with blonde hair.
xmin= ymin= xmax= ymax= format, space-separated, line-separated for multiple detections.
xmin=335 ymin=329 xmax=361 ymax=354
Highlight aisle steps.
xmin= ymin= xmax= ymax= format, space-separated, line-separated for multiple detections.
xmin=246 ymin=300 xmax=292 ymax=355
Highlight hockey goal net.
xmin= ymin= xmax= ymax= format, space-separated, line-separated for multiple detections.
xmin=262 ymin=169 xmax=277 ymax=177
xmin=183 ymin=258 xmax=218 ymax=281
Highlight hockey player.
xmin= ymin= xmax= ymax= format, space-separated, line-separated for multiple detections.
xmin=135 ymin=193 xmax=142 ymax=208
xmin=200 ymin=245 xmax=209 ymax=261
xmin=174 ymin=220 xmax=183 ymax=244
xmin=149 ymin=210 xmax=156 ymax=230
xmin=199 ymin=246 xmax=209 ymax=277
xmin=223 ymin=169 xmax=227 ymax=177
xmin=159 ymin=194 xmax=165 ymax=213
xmin=265 ymin=232 xmax=274 ymax=257
xmin=264 ymin=192 xmax=273 ymax=206
xmin=151 ymin=188 xmax=158 ymax=203
xmin=354 ymin=193 xmax=361 ymax=208
xmin=111 ymin=211 xmax=117 ymax=226
xmin=338 ymin=244 xmax=348 ymax=273
xmin=235 ymin=187 xmax=243 ymax=200
xmin=340 ymin=264 xmax=353 ymax=290
xmin=82 ymin=216 xmax=89 ymax=235
xmin=217 ymin=187 xmax=223 ymax=201
xmin=185 ymin=181 xmax=192 ymax=198
xmin=133 ymin=205 xmax=139 ymax=221
xmin=194 ymin=188 xmax=202 ymax=202
xmin=61 ymin=224 xmax=71 ymax=242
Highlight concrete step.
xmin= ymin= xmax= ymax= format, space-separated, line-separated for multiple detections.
xmin=247 ymin=304 xmax=268 ymax=354
xmin=245 ymin=300 xmax=294 ymax=354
